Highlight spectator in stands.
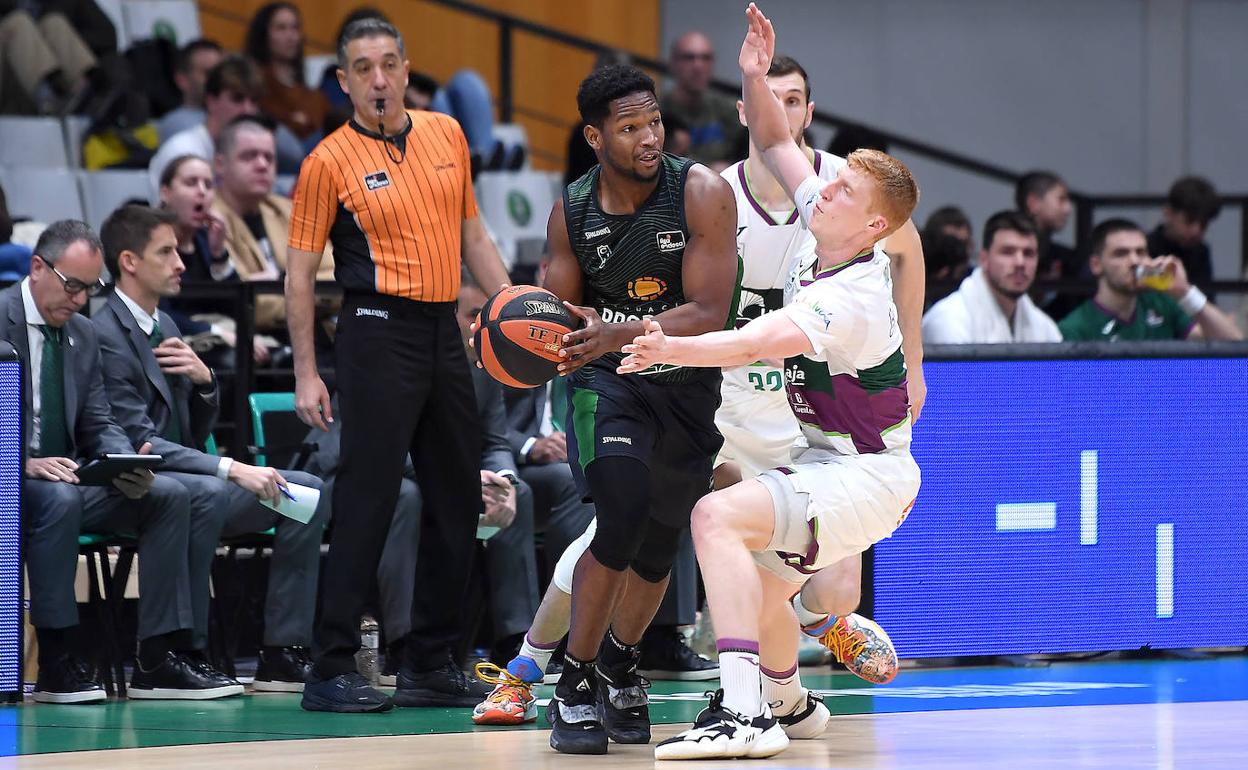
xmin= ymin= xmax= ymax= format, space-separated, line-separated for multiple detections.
xmin=148 ymin=56 xmax=261 ymax=198
xmin=1015 ymin=170 xmax=1078 ymax=280
xmin=660 ymin=30 xmax=744 ymax=170
xmin=3 ymin=219 xmax=240 ymax=703
xmin=0 ymin=182 xmax=32 ymax=279
xmin=158 ymin=154 xmax=269 ymax=365
xmin=1059 ymin=218 xmax=1241 ymax=341
xmin=404 ymin=70 xmax=438 ymax=111
xmin=1148 ymin=176 xmax=1221 ymax=289
xmin=96 ymin=204 xmax=328 ymax=693
xmin=923 ymin=210 xmax=1063 ymax=343
xmin=0 ymin=0 xmax=114 ymax=114
xmin=212 ymin=116 xmax=335 ymax=331
xmin=921 ymin=206 xmax=973 ymax=304
xmin=245 ymin=2 xmax=329 ymax=151
xmin=157 ymin=40 xmax=224 ymax=143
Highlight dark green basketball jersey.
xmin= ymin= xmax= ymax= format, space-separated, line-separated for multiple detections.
xmin=564 ymin=153 xmax=731 ymax=384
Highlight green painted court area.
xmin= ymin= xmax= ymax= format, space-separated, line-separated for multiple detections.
xmin=2 ymin=656 xmax=1245 ymax=756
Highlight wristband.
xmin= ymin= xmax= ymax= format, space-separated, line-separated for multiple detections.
xmin=1178 ymin=286 xmax=1207 ymax=316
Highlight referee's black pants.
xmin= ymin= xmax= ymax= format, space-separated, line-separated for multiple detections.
xmin=313 ymin=293 xmax=482 ymax=677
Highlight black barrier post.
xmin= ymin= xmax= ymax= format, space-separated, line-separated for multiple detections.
xmin=498 ymin=19 xmax=514 ymax=123
xmin=235 ymin=282 xmax=256 ymax=463
xmin=1075 ymin=194 xmax=1094 ymax=253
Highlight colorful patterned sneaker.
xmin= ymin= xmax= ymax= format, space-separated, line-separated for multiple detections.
xmin=654 ymin=689 xmax=789 ymax=760
xmin=471 ymin=662 xmax=537 ymax=725
xmin=803 ymin=613 xmax=899 ymax=684
xmin=775 ymin=689 xmax=830 ymax=739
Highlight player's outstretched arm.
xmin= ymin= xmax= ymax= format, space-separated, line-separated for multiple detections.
xmin=883 ymin=220 xmax=928 ymax=419
xmin=739 ymin=3 xmax=813 ymax=202
xmin=618 ymin=310 xmax=812 ymax=373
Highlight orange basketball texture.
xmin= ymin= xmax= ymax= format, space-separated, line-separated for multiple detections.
xmin=474 ymin=285 xmax=577 ymax=388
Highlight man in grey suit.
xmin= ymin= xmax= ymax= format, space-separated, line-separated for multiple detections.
xmin=94 ymin=205 xmax=327 ymax=692
xmin=5 ymin=220 xmax=239 ymax=703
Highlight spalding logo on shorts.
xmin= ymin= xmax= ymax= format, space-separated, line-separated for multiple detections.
xmin=523 ymin=300 xmax=563 ymax=316
xmin=627 ymin=276 xmax=667 ymax=301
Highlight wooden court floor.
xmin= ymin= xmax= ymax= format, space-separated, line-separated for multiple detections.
xmin=1 ymin=657 xmax=1245 ymax=768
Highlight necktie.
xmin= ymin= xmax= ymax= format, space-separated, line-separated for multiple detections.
xmin=37 ymin=325 xmax=69 ymax=458
xmin=148 ymin=324 xmax=184 ymax=445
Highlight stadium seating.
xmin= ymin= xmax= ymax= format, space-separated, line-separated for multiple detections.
xmin=120 ymin=0 xmax=201 ymax=47
xmin=79 ymin=169 xmax=153 ymax=230
xmin=474 ymin=169 xmax=558 ymax=266
xmin=0 ymin=167 xmax=85 ymax=223
xmin=0 ymin=117 xmax=70 ymax=168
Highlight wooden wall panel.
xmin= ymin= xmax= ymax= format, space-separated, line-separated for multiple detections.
xmin=197 ymin=0 xmax=659 ymax=171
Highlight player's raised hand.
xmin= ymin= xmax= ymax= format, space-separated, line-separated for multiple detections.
xmin=617 ymin=317 xmax=668 ymax=374
xmin=739 ymin=3 xmax=776 ymax=79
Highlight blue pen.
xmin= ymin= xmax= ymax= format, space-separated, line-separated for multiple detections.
xmin=278 ymin=484 xmax=297 ymax=502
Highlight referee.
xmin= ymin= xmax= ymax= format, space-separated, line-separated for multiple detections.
xmin=286 ymin=18 xmax=510 ymax=713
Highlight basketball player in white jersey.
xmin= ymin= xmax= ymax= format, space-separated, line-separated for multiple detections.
xmin=470 ymin=46 xmax=928 ymax=733
xmin=622 ymin=6 xmax=922 ymax=757
xmin=718 ymin=55 xmax=927 ymax=683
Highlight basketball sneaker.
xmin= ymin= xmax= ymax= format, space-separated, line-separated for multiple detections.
xmin=775 ymin=689 xmax=830 ymax=739
xmin=548 ymin=661 xmax=608 ymax=755
xmin=654 ymin=689 xmax=790 ymax=760
xmin=471 ymin=662 xmax=537 ymax=725
xmin=596 ymin=657 xmax=651 ymax=744
xmin=802 ymin=613 xmax=899 ymax=684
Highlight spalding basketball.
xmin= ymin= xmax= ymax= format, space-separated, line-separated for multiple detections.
xmin=474 ymin=285 xmax=576 ymax=388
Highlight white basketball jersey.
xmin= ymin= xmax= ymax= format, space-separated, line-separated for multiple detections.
xmin=719 ymin=150 xmax=843 ymax=400
xmin=714 ymin=150 xmax=844 ymax=474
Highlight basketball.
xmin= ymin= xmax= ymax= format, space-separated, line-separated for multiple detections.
xmin=474 ymin=285 xmax=577 ymax=388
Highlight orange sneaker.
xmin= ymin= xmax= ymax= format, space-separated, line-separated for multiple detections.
xmin=805 ymin=613 xmax=898 ymax=684
xmin=471 ymin=662 xmax=537 ymax=725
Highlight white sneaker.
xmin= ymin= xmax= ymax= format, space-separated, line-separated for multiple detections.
xmin=654 ymin=690 xmax=790 ymax=760
xmin=776 ymin=689 xmax=829 ymax=739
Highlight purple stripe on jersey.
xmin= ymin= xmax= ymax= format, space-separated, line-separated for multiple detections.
xmin=817 ymin=251 xmax=875 ymax=279
xmin=738 ymin=163 xmax=781 ymax=225
xmin=788 ymin=377 xmax=910 ymax=454
xmin=775 ymin=517 xmax=820 ymax=574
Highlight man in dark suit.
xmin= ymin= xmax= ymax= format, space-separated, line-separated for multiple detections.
xmin=3 ymin=219 xmax=237 ymax=703
xmin=94 ymin=205 xmax=327 ymax=692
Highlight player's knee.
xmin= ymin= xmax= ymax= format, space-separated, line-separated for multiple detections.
xmin=629 ymin=519 xmax=682 ymax=583
xmin=588 ymin=525 xmax=639 ymax=572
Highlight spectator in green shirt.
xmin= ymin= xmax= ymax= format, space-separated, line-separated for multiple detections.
xmin=1059 ymin=218 xmax=1242 ymax=342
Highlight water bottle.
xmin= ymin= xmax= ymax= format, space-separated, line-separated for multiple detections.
xmin=355 ymin=615 xmax=380 ymax=685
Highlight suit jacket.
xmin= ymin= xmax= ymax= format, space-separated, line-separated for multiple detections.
xmin=473 ymin=366 xmax=514 ymax=476
xmin=0 ymin=283 xmax=132 ymax=461
xmin=212 ymin=194 xmax=335 ymax=330
xmin=502 ymin=385 xmax=544 ymax=462
xmin=93 ymin=290 xmax=219 ymax=475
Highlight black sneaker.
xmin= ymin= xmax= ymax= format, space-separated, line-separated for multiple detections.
xmin=129 ymin=652 xmax=244 ymax=700
xmin=301 ymin=671 xmax=393 ymax=713
xmin=542 ymin=659 xmax=563 ymax=685
xmin=32 ymin=654 xmax=106 ymax=704
xmin=654 ymin=689 xmax=789 ymax=760
xmin=254 ymin=646 xmax=313 ymax=693
xmin=393 ymin=656 xmax=493 ymax=707
xmin=596 ymin=658 xmax=651 ymax=744
xmin=638 ymin=629 xmax=720 ymax=681
xmin=548 ymin=662 xmax=607 ymax=755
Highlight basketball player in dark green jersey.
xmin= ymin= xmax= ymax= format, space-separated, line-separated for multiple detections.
xmin=540 ymin=64 xmax=739 ymax=755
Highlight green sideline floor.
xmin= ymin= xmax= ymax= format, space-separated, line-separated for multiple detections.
xmin=2 ymin=656 xmax=1245 ymax=756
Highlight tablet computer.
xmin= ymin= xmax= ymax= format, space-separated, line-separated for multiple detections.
xmin=75 ymin=454 xmax=165 ymax=486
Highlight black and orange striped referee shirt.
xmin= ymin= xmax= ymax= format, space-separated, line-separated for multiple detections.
xmin=288 ymin=110 xmax=478 ymax=302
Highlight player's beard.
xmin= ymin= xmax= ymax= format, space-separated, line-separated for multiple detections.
xmin=604 ymin=146 xmax=660 ymax=184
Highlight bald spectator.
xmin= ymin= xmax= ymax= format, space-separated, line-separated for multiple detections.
xmin=923 ymin=211 xmax=1062 ymax=344
xmin=659 ymin=31 xmax=744 ymax=169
